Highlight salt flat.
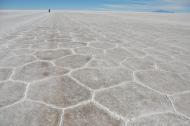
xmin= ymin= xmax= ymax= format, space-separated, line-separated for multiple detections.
xmin=0 ymin=11 xmax=190 ymax=126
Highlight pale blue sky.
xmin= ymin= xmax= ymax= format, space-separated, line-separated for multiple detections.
xmin=0 ymin=0 xmax=190 ymax=12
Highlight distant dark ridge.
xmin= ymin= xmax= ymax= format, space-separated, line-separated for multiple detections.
xmin=153 ymin=9 xmax=175 ymax=13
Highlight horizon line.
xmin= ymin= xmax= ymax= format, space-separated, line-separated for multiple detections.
xmin=1 ymin=9 xmax=190 ymax=13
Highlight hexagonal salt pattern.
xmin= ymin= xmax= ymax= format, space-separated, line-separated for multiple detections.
xmin=122 ymin=57 xmax=156 ymax=70
xmin=127 ymin=113 xmax=190 ymax=126
xmin=95 ymin=82 xmax=172 ymax=119
xmin=0 ymin=68 xmax=12 ymax=81
xmin=63 ymin=102 xmax=124 ymax=126
xmin=10 ymin=49 xmax=36 ymax=55
xmin=1 ymin=12 xmax=190 ymax=125
xmin=0 ymin=81 xmax=26 ymax=108
xmin=87 ymin=59 xmax=119 ymax=67
xmin=54 ymin=55 xmax=91 ymax=69
xmin=34 ymin=49 xmax=72 ymax=60
xmin=144 ymin=49 xmax=174 ymax=63
xmin=27 ymin=76 xmax=91 ymax=108
xmin=74 ymin=47 xmax=104 ymax=56
xmin=135 ymin=70 xmax=190 ymax=95
xmin=0 ymin=55 xmax=36 ymax=67
xmin=89 ymin=42 xmax=116 ymax=49
xmin=12 ymin=61 xmax=69 ymax=82
xmin=157 ymin=61 xmax=190 ymax=74
xmin=59 ymin=42 xmax=87 ymax=48
xmin=31 ymin=41 xmax=58 ymax=49
xmin=127 ymin=48 xmax=146 ymax=57
xmin=0 ymin=101 xmax=61 ymax=126
xmin=72 ymin=68 xmax=133 ymax=89
xmin=96 ymin=48 xmax=134 ymax=62
xmin=170 ymin=92 xmax=190 ymax=117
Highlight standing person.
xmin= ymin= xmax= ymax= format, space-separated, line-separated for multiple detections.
xmin=49 ymin=9 xmax=50 ymax=13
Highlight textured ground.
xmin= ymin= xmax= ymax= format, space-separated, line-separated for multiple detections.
xmin=0 ymin=11 xmax=190 ymax=126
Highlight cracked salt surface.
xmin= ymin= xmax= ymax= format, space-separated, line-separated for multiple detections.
xmin=0 ymin=11 xmax=190 ymax=126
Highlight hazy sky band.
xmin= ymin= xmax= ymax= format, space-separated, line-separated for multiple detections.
xmin=0 ymin=0 xmax=190 ymax=12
